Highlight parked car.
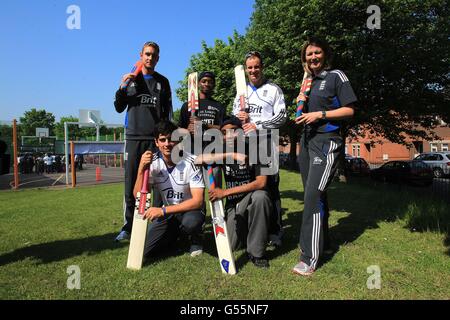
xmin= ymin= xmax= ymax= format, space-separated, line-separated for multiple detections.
xmin=370 ymin=160 xmax=433 ymax=187
xmin=413 ymin=152 xmax=450 ymax=178
xmin=344 ymin=156 xmax=370 ymax=175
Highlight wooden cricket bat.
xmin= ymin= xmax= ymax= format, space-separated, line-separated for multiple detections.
xmin=127 ymin=168 xmax=151 ymax=270
xmin=188 ymin=72 xmax=199 ymax=116
xmin=234 ymin=65 xmax=248 ymax=114
xmin=207 ymin=166 xmax=237 ymax=275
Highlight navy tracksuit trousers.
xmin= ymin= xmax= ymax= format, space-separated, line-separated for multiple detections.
xmin=298 ymin=131 xmax=342 ymax=269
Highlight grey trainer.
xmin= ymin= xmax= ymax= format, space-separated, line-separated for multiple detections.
xmin=292 ymin=261 xmax=315 ymax=276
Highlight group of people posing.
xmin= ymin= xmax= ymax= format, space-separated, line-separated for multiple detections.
xmin=114 ymin=36 xmax=357 ymax=276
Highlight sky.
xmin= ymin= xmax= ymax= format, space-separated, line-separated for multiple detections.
xmin=0 ymin=0 xmax=255 ymax=125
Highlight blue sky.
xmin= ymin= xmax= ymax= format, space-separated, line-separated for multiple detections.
xmin=0 ymin=0 xmax=254 ymax=124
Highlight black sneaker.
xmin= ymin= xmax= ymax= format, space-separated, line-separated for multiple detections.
xmin=248 ymin=253 xmax=269 ymax=268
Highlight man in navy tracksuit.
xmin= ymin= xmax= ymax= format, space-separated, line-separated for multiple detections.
xmin=293 ymin=37 xmax=357 ymax=276
xmin=114 ymin=41 xmax=173 ymax=241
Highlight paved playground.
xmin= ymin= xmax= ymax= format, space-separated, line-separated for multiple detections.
xmin=0 ymin=164 xmax=124 ymax=190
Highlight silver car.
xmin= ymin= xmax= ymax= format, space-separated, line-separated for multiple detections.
xmin=413 ymin=152 xmax=450 ymax=178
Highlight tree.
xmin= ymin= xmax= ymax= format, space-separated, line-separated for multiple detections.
xmin=176 ymin=34 xmax=245 ymax=113
xmin=179 ymin=0 xmax=449 ymax=169
xmin=54 ymin=116 xmax=96 ymax=140
xmin=0 ymin=124 xmax=12 ymax=140
xmin=172 ymin=108 xmax=181 ymax=125
xmin=19 ymin=108 xmax=55 ymax=137
xmin=245 ymin=0 xmax=449 ymax=143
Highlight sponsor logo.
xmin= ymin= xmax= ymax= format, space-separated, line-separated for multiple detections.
xmin=137 ymin=94 xmax=157 ymax=106
xmin=263 ymin=90 xmax=268 ymax=97
xmin=192 ymin=173 xmax=201 ymax=182
xmin=156 ymin=82 xmax=161 ymax=91
xmin=319 ymin=81 xmax=326 ymax=91
xmin=313 ymin=157 xmax=323 ymax=165
xmin=166 ymin=189 xmax=184 ymax=200
xmin=202 ymin=118 xmax=214 ymax=125
xmin=248 ymin=104 xmax=263 ymax=114
xmin=215 ymin=225 xmax=225 ymax=236
xmin=221 ymin=259 xmax=230 ymax=273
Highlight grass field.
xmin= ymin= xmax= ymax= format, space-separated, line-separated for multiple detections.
xmin=0 ymin=169 xmax=449 ymax=300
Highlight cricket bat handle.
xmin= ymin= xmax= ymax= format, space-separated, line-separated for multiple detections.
xmin=138 ymin=168 xmax=149 ymax=214
xmin=295 ymin=72 xmax=312 ymax=118
xmin=120 ymin=61 xmax=143 ymax=90
xmin=207 ymin=165 xmax=216 ymax=190
xmin=239 ymin=95 xmax=249 ymax=124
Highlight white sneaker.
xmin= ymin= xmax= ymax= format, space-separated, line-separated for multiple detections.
xmin=292 ymin=261 xmax=315 ymax=276
xmin=189 ymin=244 xmax=203 ymax=257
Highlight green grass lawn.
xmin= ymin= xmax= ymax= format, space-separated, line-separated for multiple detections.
xmin=0 ymin=170 xmax=449 ymax=299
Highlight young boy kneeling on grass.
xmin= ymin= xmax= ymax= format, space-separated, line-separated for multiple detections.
xmin=134 ymin=121 xmax=205 ymax=258
xmin=195 ymin=116 xmax=273 ymax=268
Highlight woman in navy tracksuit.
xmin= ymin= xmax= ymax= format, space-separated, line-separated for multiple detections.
xmin=292 ymin=37 xmax=357 ymax=276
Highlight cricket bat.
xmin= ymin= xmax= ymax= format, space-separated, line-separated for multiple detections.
xmin=120 ymin=60 xmax=143 ymax=90
xmin=295 ymin=68 xmax=312 ymax=117
xmin=207 ymin=166 xmax=237 ymax=275
xmin=234 ymin=65 xmax=248 ymax=114
xmin=127 ymin=168 xmax=151 ymax=270
xmin=187 ymin=72 xmax=199 ymax=116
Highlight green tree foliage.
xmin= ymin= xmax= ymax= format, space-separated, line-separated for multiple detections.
xmin=172 ymin=108 xmax=181 ymax=125
xmin=54 ymin=116 xmax=95 ymax=140
xmin=19 ymin=108 xmax=55 ymax=137
xmin=246 ymin=0 xmax=449 ymax=139
xmin=54 ymin=117 xmax=120 ymax=141
xmin=0 ymin=124 xmax=12 ymax=139
xmin=176 ymin=34 xmax=245 ymax=113
xmin=178 ymin=0 xmax=449 ymax=168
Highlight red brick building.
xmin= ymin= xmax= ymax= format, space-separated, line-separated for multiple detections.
xmin=345 ymin=125 xmax=450 ymax=164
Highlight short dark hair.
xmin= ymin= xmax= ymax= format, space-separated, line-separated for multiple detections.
xmin=141 ymin=41 xmax=160 ymax=55
xmin=220 ymin=115 xmax=242 ymax=129
xmin=154 ymin=121 xmax=178 ymax=138
xmin=301 ymin=36 xmax=333 ymax=69
xmin=245 ymin=51 xmax=264 ymax=66
xmin=199 ymin=71 xmax=216 ymax=82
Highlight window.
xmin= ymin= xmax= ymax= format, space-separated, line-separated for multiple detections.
xmin=430 ymin=143 xmax=438 ymax=152
xmin=442 ymin=144 xmax=449 ymax=152
xmin=352 ymin=144 xmax=360 ymax=157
